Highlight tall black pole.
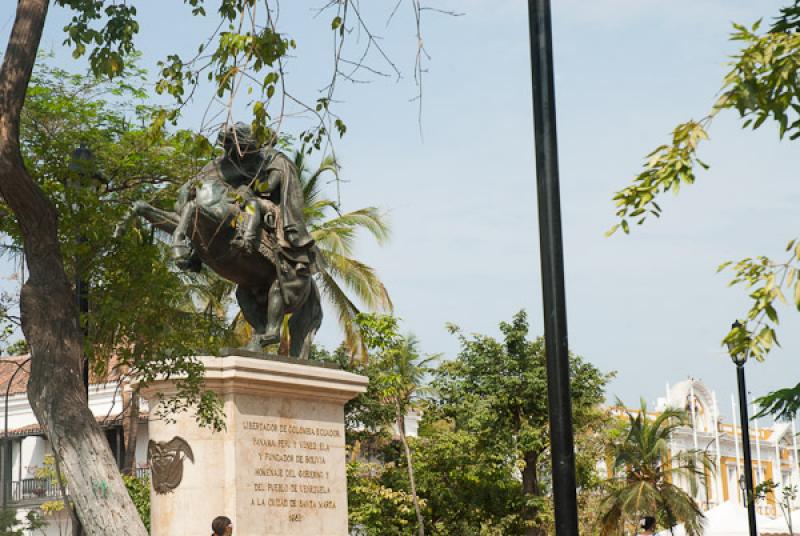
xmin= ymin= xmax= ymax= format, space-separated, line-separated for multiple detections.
xmin=736 ymin=365 xmax=758 ymax=536
xmin=70 ymin=145 xmax=92 ymax=398
xmin=76 ymin=252 xmax=89 ymax=396
xmin=527 ymin=1 xmax=580 ymax=534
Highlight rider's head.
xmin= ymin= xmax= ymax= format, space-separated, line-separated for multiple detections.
xmin=219 ymin=122 xmax=258 ymax=160
xmin=219 ymin=122 xmax=276 ymax=160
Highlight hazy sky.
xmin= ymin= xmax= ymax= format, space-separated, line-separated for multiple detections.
xmin=1 ymin=1 xmax=797 ymax=421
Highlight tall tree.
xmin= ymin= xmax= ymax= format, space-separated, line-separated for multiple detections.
xmin=0 ymin=2 xmax=148 ymax=533
xmin=355 ymin=314 xmax=434 ymax=536
xmin=434 ymin=311 xmax=611 ymax=536
xmin=598 ymin=402 xmax=711 ymax=536
xmin=608 ymin=1 xmax=800 ymax=417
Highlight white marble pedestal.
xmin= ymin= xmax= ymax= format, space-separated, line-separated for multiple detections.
xmin=140 ymin=355 xmax=368 ymax=536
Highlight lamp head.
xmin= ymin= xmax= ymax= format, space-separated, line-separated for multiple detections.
xmin=69 ymin=144 xmax=95 ymax=175
xmin=727 ymin=320 xmax=748 ymax=366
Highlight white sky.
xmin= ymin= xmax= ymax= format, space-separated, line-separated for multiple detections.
xmin=0 ymin=1 xmax=797 ymax=420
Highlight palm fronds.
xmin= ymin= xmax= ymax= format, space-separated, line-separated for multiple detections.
xmin=599 ymin=400 xmax=710 ymax=536
xmin=295 ymin=147 xmax=392 ymax=356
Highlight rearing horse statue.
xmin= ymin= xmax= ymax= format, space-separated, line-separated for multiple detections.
xmin=132 ymin=124 xmax=322 ymax=359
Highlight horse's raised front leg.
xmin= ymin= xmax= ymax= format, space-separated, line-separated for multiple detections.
xmin=171 ymin=200 xmax=202 ymax=272
xmin=131 ymin=201 xmax=179 ymax=234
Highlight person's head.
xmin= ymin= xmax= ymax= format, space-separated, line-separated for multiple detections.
xmin=211 ymin=516 xmax=232 ymax=536
xmin=219 ymin=122 xmax=259 ymax=160
xmin=218 ymin=122 xmax=275 ymax=160
xmin=640 ymin=516 xmax=656 ymax=533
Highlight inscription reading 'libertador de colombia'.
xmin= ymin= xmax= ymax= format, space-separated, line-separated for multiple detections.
xmin=243 ymin=419 xmax=342 ymax=523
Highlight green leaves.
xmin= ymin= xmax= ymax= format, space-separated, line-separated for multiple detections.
xmin=610 ymin=9 xmax=800 ymax=234
xmin=721 ymin=22 xmax=800 ymax=140
xmin=754 ymin=382 xmax=800 ymax=420
xmin=772 ymin=1 xmax=800 ymax=33
xmin=432 ymin=311 xmax=611 ymax=533
xmin=58 ymin=0 xmax=140 ymax=78
xmin=608 ymin=120 xmax=710 ymax=235
xmin=717 ymin=241 xmax=800 ymax=362
xmin=123 ymin=474 xmax=151 ymax=532
xmin=608 ymin=5 xmax=800 ymax=428
xmin=6 ymin=61 xmax=230 ymax=431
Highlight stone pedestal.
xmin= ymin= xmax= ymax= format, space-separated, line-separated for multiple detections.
xmin=140 ymin=355 xmax=368 ymax=536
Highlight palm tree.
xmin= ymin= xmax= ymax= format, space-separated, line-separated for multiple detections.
xmin=598 ymin=400 xmax=712 ymax=536
xmin=296 ymin=149 xmax=392 ymax=355
xmin=369 ymin=333 xmax=436 ymax=536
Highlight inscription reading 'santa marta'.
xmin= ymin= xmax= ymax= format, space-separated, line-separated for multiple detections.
xmin=243 ymin=419 xmax=342 ymax=522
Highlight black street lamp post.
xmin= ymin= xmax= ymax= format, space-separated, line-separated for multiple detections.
xmin=727 ymin=321 xmax=758 ymax=536
xmin=68 ymin=144 xmax=94 ymax=397
xmin=527 ymin=1 xmax=580 ymax=534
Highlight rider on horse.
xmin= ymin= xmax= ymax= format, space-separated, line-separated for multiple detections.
xmin=171 ymin=123 xmax=318 ymax=350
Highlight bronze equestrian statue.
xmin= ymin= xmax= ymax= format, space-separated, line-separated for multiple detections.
xmin=132 ymin=123 xmax=322 ymax=359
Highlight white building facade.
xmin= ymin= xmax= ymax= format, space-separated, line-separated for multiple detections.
xmin=650 ymin=378 xmax=799 ymax=519
xmin=0 ymin=356 xmax=150 ymax=535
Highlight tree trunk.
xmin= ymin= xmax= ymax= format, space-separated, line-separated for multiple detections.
xmin=51 ymin=448 xmax=80 ymax=536
xmin=0 ymin=2 xmax=147 ymax=534
xmin=522 ymin=450 xmax=545 ymax=536
xmin=396 ymin=405 xmax=425 ymax=536
xmin=121 ymin=388 xmax=140 ymax=476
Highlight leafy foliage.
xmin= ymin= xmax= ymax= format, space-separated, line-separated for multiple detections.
xmin=608 ymin=120 xmax=709 ymax=235
xmin=0 ymin=509 xmax=45 ymax=536
xmin=773 ymin=1 xmax=800 ymax=33
xmin=0 ymin=62 xmax=230 ymax=429
xmin=299 ymin=155 xmax=392 ymax=356
xmin=31 ymin=455 xmax=71 ymax=534
xmin=755 ymin=481 xmax=797 ymax=535
xmin=754 ymin=381 xmax=800 ymax=420
xmin=348 ymin=461 xmax=420 ymax=536
xmin=598 ymin=402 xmax=711 ymax=536
xmin=0 ymin=293 xmax=16 ymax=354
xmin=332 ymin=311 xmax=613 ymax=535
xmin=351 ymin=314 xmax=434 ymax=536
xmin=411 ymin=426 xmax=527 ymax=535
xmin=433 ymin=311 xmax=612 ymax=534
xmin=123 ymin=475 xmax=151 ymax=533
xmin=608 ymin=2 xmax=800 ymax=419
xmin=610 ymin=15 xmax=800 ymax=237
xmin=53 ymin=1 xmax=443 ymax=153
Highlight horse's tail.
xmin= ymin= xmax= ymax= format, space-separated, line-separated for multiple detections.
xmin=288 ymin=278 xmax=323 ymax=360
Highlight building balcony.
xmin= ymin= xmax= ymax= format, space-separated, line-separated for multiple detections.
xmin=10 ymin=477 xmax=59 ymax=504
xmin=7 ymin=468 xmax=150 ymax=505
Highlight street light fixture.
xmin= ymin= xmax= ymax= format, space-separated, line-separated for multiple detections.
xmin=726 ymin=320 xmax=758 ymax=536
xmin=738 ymin=476 xmax=746 ymax=508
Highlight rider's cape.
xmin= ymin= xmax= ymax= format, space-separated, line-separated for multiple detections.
xmin=262 ymin=149 xmax=314 ymax=250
